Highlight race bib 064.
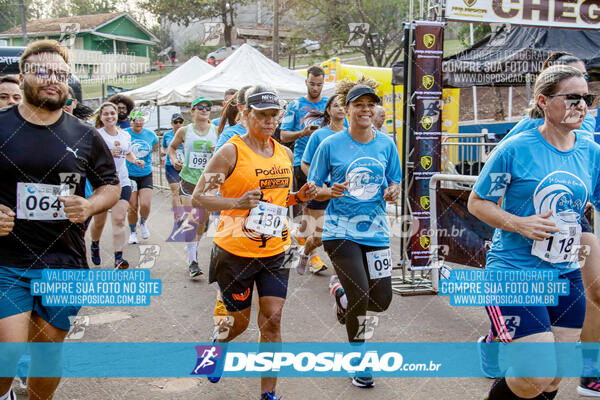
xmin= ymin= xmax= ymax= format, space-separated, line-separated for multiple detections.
xmin=17 ymin=182 xmax=70 ymax=220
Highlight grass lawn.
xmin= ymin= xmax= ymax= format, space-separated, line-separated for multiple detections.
xmin=81 ymin=68 xmax=174 ymax=100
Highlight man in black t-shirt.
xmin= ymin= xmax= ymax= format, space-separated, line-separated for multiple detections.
xmin=0 ymin=40 xmax=119 ymax=400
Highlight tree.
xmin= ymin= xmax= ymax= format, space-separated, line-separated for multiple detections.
xmin=289 ymin=0 xmax=414 ymax=67
xmin=141 ymin=0 xmax=248 ymax=47
xmin=457 ymin=23 xmax=491 ymax=47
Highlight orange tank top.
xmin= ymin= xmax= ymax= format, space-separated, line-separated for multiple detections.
xmin=214 ymin=135 xmax=293 ymax=257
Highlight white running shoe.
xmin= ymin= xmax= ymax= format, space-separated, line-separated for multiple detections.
xmin=128 ymin=232 xmax=138 ymax=244
xmin=294 ymin=247 xmax=310 ymax=275
xmin=140 ymin=223 xmax=150 ymax=239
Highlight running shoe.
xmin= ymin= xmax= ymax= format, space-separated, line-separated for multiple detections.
xmin=477 ymin=335 xmax=503 ymax=379
xmin=294 ymin=247 xmax=310 ymax=275
xmin=189 ymin=261 xmax=203 ymax=278
xmin=309 ymin=254 xmax=327 ymax=274
xmin=291 ymin=228 xmax=306 ymax=246
xmin=207 ymin=337 xmax=223 ymax=383
xmin=90 ymin=244 xmax=101 ymax=265
xmin=352 ymin=373 xmax=374 ymax=388
xmin=128 ymin=232 xmax=138 ymax=244
xmin=140 ymin=223 xmax=150 ymax=240
xmin=329 ymin=275 xmax=347 ymax=325
xmin=260 ymin=390 xmax=282 ymax=400
xmin=333 ymin=287 xmax=347 ymax=325
xmin=115 ymin=258 xmax=129 ymax=270
xmin=578 ymin=377 xmax=600 ymax=397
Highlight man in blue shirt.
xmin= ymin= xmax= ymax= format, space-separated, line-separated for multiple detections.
xmin=280 ymin=66 xmax=328 ymax=253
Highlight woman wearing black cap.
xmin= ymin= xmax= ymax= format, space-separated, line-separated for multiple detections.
xmin=308 ymin=77 xmax=402 ymax=388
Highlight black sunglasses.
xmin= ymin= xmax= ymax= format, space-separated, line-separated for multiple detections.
xmin=547 ymin=93 xmax=595 ymax=107
xmin=194 ymin=105 xmax=211 ymax=111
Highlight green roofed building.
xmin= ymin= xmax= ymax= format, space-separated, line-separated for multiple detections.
xmin=0 ymin=12 xmax=159 ymax=79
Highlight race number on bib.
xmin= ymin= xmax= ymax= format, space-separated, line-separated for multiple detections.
xmin=189 ymin=151 xmax=211 ymax=170
xmin=531 ymin=213 xmax=581 ymax=264
xmin=245 ymin=201 xmax=287 ymax=237
xmin=17 ymin=182 xmax=70 ymax=220
xmin=366 ymin=248 xmax=393 ymax=279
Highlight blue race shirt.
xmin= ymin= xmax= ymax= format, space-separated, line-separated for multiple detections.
xmin=502 ymin=113 xmax=595 ymax=143
xmin=474 ymin=129 xmax=600 ymax=271
xmin=308 ymin=129 xmax=402 ymax=247
xmin=126 ymin=128 xmax=158 ymax=177
xmin=281 ymin=96 xmax=328 ymax=167
xmin=302 ymin=126 xmax=338 ymax=165
xmin=117 ymin=118 xmax=131 ymax=129
xmin=161 ymin=130 xmax=183 ymax=167
xmin=215 ymin=124 xmax=246 ymax=152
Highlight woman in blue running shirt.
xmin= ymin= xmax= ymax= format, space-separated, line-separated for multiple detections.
xmin=469 ymin=66 xmax=600 ymax=400
xmin=308 ymin=78 xmax=402 ymax=389
xmin=294 ymin=94 xmax=345 ymax=275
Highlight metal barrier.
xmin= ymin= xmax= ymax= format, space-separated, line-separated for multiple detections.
xmin=428 ymin=174 xmax=478 ymax=291
xmin=151 ymin=144 xmax=169 ymax=191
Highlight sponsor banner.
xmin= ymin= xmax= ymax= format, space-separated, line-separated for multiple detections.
xmin=446 ymin=0 xmax=600 ymax=29
xmin=410 ymin=21 xmax=444 ymax=267
xmin=0 ymin=342 xmax=593 ymax=377
xmin=440 ymin=268 xmax=570 ymax=306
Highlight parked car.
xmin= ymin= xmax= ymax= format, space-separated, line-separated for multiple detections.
xmin=297 ymin=39 xmax=320 ymax=53
xmin=206 ymin=46 xmax=239 ymax=66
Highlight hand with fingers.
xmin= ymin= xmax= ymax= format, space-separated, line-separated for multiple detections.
xmin=236 ymin=189 xmax=262 ymax=209
xmin=516 ymin=210 xmax=559 ymax=241
xmin=330 ymin=181 xmax=348 ymax=198
xmin=59 ymin=196 xmax=93 ymax=224
xmin=0 ymin=204 xmax=15 ymax=236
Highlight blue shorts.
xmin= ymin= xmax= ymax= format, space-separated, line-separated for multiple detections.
xmin=120 ymin=185 xmax=132 ymax=202
xmin=165 ymin=165 xmax=181 ymax=184
xmin=0 ymin=267 xmax=80 ymax=331
xmin=486 ymin=269 xmax=585 ymax=342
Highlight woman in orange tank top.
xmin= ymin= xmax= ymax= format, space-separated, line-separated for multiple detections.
xmin=191 ymin=86 xmax=317 ymax=400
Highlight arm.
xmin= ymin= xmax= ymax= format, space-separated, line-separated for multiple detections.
xmin=192 ymin=143 xmax=260 ymax=211
xmin=280 ymin=126 xmax=313 ymax=143
xmin=125 ymin=151 xmax=144 ymax=167
xmin=467 ymin=191 xmax=557 ymax=241
xmin=60 ymin=184 xmax=120 ymax=223
xmin=282 ymin=147 xmax=317 ymax=206
xmin=300 ymin=161 xmax=310 ymax=177
xmin=168 ymin=127 xmax=186 ymax=171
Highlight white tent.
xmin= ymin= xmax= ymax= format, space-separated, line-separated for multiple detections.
xmin=122 ymin=56 xmax=213 ymax=103
xmin=157 ymin=44 xmax=334 ymax=105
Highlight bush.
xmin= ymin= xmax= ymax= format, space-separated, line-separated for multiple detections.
xmin=182 ymin=41 xmax=220 ymax=60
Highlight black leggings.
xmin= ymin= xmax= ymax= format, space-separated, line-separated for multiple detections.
xmin=323 ymin=239 xmax=393 ymax=343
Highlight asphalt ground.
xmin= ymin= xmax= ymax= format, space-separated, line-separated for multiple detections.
xmin=13 ymin=189 xmax=584 ymax=400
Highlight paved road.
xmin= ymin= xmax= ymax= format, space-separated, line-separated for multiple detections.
xmin=16 ymin=190 xmax=582 ymax=399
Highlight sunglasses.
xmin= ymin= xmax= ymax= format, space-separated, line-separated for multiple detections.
xmin=172 ymin=119 xmax=184 ymax=124
xmin=584 ymin=73 xmax=590 ymax=81
xmin=547 ymin=93 xmax=596 ymax=107
xmin=194 ymin=105 xmax=211 ymax=111
xmin=65 ymin=98 xmax=73 ymax=106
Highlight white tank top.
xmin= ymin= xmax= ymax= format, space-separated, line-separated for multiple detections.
xmin=98 ymin=127 xmax=132 ymax=187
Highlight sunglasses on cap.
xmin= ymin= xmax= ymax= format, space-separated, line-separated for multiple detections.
xmin=194 ymin=104 xmax=211 ymax=111
xmin=547 ymin=93 xmax=596 ymax=107
xmin=65 ymin=98 xmax=73 ymax=106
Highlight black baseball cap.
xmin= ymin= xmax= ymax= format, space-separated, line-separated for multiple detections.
xmin=171 ymin=113 xmax=184 ymax=122
xmin=345 ymin=85 xmax=381 ymax=106
xmin=247 ymin=92 xmax=282 ymax=110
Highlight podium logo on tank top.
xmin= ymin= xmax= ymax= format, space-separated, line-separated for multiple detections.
xmin=255 ymin=165 xmax=291 ymax=189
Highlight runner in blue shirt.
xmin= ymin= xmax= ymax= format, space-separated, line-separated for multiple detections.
xmin=469 ymin=65 xmax=600 ymax=400
xmin=478 ymin=53 xmax=600 ymax=396
xmin=125 ymin=110 xmax=159 ymax=243
xmin=280 ymin=66 xmax=328 ymax=249
xmin=308 ymin=80 xmax=402 ymax=389
xmin=294 ymin=94 xmax=345 ymax=275
xmin=161 ymin=113 xmax=185 ymax=222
